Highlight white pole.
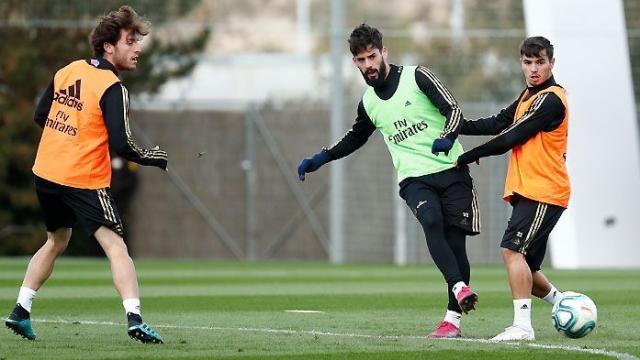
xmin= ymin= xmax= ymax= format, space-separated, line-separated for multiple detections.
xmin=450 ymin=0 xmax=465 ymax=40
xmin=394 ymin=176 xmax=408 ymax=265
xmin=329 ymin=0 xmax=345 ymax=264
xmin=296 ymin=0 xmax=311 ymax=55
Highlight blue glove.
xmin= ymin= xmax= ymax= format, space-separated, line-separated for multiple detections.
xmin=432 ymin=138 xmax=453 ymax=156
xmin=298 ymin=149 xmax=332 ymax=181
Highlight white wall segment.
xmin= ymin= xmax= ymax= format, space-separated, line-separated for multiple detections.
xmin=524 ymin=0 xmax=640 ymax=268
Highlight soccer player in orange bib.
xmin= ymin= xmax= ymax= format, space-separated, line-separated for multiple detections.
xmin=5 ymin=6 xmax=166 ymax=344
xmin=457 ymin=36 xmax=569 ymax=341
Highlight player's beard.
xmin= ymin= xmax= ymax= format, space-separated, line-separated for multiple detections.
xmin=361 ymin=60 xmax=388 ymax=88
xmin=113 ymin=50 xmax=136 ymax=71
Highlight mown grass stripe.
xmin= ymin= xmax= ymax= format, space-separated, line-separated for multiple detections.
xmin=31 ymin=318 xmax=638 ymax=360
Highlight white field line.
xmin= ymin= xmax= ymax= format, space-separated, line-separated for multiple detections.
xmin=30 ymin=318 xmax=638 ymax=360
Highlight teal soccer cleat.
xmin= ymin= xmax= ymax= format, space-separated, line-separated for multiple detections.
xmin=127 ymin=322 xmax=164 ymax=344
xmin=5 ymin=304 xmax=36 ymax=340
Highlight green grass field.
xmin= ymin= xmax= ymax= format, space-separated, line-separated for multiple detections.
xmin=0 ymin=258 xmax=638 ymax=360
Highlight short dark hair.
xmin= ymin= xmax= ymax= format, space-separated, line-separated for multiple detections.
xmin=520 ymin=36 xmax=554 ymax=59
xmin=348 ymin=23 xmax=383 ymax=56
xmin=90 ymin=5 xmax=150 ymax=58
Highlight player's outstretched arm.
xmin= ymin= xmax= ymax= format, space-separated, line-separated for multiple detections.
xmin=101 ymin=83 xmax=168 ymax=170
xmin=298 ymin=100 xmax=376 ymax=181
xmin=457 ymin=92 xmax=564 ymax=165
xmin=298 ymin=149 xmax=332 ymax=181
xmin=461 ymin=93 xmax=523 ymax=136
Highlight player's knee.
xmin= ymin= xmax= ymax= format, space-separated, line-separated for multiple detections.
xmin=44 ymin=239 xmax=68 ymax=255
xmin=527 ymin=262 xmax=541 ymax=273
xmin=102 ymin=236 xmax=128 ymax=254
xmin=501 ymin=247 xmax=522 ymax=261
xmin=417 ymin=210 xmax=442 ymax=231
xmin=94 ymin=226 xmax=127 ymax=251
xmin=47 ymin=228 xmax=71 ymax=254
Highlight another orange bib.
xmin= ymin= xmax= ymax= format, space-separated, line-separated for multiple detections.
xmin=504 ymin=86 xmax=570 ymax=208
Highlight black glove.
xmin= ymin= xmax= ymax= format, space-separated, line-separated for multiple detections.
xmin=297 ymin=149 xmax=332 ymax=181
xmin=431 ymin=138 xmax=453 ymax=156
xmin=456 ymin=152 xmax=475 ymax=165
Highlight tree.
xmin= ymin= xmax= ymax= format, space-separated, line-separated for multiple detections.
xmin=0 ymin=0 xmax=208 ymax=254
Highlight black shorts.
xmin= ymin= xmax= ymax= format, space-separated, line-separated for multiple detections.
xmin=35 ymin=176 xmax=124 ymax=237
xmin=501 ymin=195 xmax=564 ymax=271
xmin=399 ymin=165 xmax=480 ymax=235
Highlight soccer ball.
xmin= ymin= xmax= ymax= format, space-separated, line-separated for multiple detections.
xmin=551 ymin=291 xmax=597 ymax=338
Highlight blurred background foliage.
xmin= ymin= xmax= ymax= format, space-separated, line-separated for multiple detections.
xmin=0 ymin=0 xmax=209 ymax=254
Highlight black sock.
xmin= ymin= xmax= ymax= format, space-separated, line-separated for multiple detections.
xmin=127 ymin=312 xmax=143 ymax=326
xmin=10 ymin=304 xmax=30 ymax=320
xmin=445 ymin=226 xmax=470 ymax=312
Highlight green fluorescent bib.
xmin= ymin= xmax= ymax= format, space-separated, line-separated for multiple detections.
xmin=362 ymin=65 xmax=463 ymax=182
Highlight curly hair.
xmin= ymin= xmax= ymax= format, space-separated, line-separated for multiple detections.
xmin=348 ymin=23 xmax=383 ymax=56
xmin=89 ymin=5 xmax=150 ymax=58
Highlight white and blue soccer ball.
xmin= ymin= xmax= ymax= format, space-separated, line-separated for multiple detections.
xmin=551 ymin=291 xmax=597 ymax=339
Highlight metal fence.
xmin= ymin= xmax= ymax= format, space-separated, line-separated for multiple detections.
xmin=126 ymin=101 xmax=511 ymax=264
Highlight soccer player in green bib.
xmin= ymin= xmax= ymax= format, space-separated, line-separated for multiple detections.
xmin=298 ymin=23 xmax=481 ymax=338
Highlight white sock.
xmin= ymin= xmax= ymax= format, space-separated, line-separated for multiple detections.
xmin=17 ymin=286 xmax=37 ymax=313
xmin=542 ymin=285 xmax=564 ymax=306
xmin=513 ymin=298 xmax=532 ymax=330
xmin=451 ymin=281 xmax=467 ymax=298
xmin=444 ymin=310 xmax=462 ymax=328
xmin=123 ymin=298 xmax=141 ymax=315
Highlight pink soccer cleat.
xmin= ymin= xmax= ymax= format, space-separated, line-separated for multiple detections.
xmin=428 ymin=321 xmax=462 ymax=339
xmin=456 ymin=286 xmax=478 ymax=314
